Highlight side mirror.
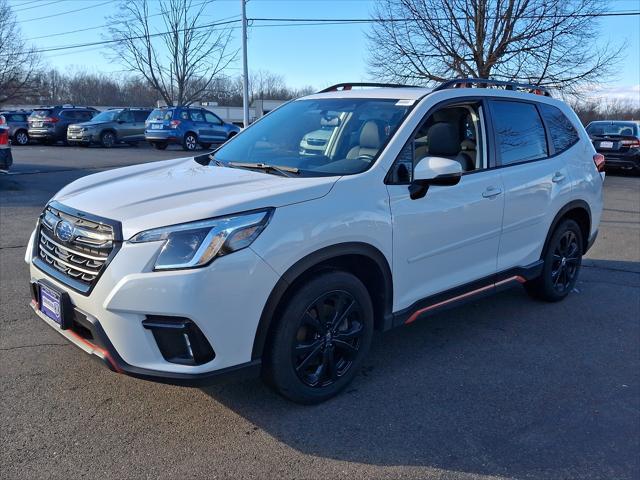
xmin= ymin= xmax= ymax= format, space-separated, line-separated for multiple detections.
xmin=409 ymin=156 xmax=462 ymax=200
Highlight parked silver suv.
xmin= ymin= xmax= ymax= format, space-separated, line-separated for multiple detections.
xmin=67 ymin=108 xmax=153 ymax=147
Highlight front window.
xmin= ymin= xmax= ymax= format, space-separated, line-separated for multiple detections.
xmin=90 ymin=110 xmax=121 ymax=123
xmin=213 ymin=98 xmax=412 ymax=176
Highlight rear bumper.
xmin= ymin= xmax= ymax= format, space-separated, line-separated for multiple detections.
xmin=28 ymin=129 xmax=60 ymax=141
xmin=600 ymin=151 xmax=640 ymax=170
xmin=145 ymin=130 xmax=180 ymax=143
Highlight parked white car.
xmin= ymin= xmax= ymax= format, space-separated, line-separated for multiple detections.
xmin=26 ymin=80 xmax=604 ymax=403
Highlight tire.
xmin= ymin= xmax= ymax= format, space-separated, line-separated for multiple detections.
xmin=14 ymin=130 xmax=29 ymax=145
xmin=525 ymin=219 xmax=583 ymax=302
xmin=264 ymin=270 xmax=374 ymax=404
xmin=182 ymin=132 xmax=198 ymax=151
xmin=100 ymin=131 xmax=116 ymax=148
xmin=151 ymin=142 xmax=168 ymax=150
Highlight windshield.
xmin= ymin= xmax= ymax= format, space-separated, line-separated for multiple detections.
xmin=148 ymin=108 xmax=173 ymax=121
xmin=587 ymin=122 xmax=638 ymax=137
xmin=90 ymin=110 xmax=121 ymax=123
xmin=213 ymin=98 xmax=412 ymax=176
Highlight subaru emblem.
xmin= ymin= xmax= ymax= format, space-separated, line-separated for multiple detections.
xmin=55 ymin=220 xmax=74 ymax=242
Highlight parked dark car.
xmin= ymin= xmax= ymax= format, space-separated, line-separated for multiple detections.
xmin=586 ymin=120 xmax=640 ymax=174
xmin=28 ymin=106 xmax=98 ymax=145
xmin=0 ymin=110 xmax=31 ymax=145
xmin=67 ymin=107 xmax=153 ymax=147
xmin=0 ymin=115 xmax=13 ymax=171
xmin=145 ymin=106 xmax=240 ymax=151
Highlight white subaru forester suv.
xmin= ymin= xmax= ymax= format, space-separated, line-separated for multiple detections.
xmin=26 ymin=80 xmax=604 ymax=404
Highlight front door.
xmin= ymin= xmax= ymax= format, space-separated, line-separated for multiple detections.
xmin=387 ymin=100 xmax=504 ymax=311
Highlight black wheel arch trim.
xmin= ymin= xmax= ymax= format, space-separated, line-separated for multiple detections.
xmin=251 ymin=242 xmax=393 ymax=361
xmin=542 ymin=200 xmax=592 ymax=256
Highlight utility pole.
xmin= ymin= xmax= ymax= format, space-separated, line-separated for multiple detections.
xmin=241 ymin=0 xmax=249 ymax=128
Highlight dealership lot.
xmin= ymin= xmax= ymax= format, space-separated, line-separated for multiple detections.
xmin=1 ymin=146 xmax=638 ymax=479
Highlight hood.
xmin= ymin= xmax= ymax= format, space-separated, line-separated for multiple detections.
xmin=53 ymin=157 xmax=338 ymax=239
xmin=71 ymin=121 xmax=110 ymax=128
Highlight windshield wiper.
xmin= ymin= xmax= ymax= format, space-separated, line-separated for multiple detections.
xmin=227 ymin=162 xmax=300 ymax=177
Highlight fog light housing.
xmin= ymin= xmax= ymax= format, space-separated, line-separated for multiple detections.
xmin=142 ymin=316 xmax=215 ymax=365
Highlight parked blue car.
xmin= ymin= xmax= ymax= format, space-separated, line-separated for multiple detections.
xmin=145 ymin=106 xmax=241 ymax=151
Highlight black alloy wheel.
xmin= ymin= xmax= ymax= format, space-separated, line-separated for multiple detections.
xmin=525 ymin=219 xmax=583 ymax=302
xmin=265 ymin=271 xmax=373 ymax=404
xmin=293 ymin=290 xmax=364 ymax=388
xmin=101 ymin=131 xmax=116 ymax=148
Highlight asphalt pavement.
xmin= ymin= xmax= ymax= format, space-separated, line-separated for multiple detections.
xmin=1 ymin=145 xmax=638 ymax=480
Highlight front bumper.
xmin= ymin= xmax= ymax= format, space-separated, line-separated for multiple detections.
xmin=28 ymin=236 xmax=280 ymax=384
xmin=67 ymin=132 xmax=94 ymax=144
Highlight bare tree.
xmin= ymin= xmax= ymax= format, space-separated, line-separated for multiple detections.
xmin=0 ymin=0 xmax=41 ymax=104
xmin=106 ymin=0 xmax=237 ymax=106
xmin=367 ymin=0 xmax=623 ymax=92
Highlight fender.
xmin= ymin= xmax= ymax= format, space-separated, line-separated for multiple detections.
xmin=251 ymin=242 xmax=393 ymax=360
xmin=541 ymin=199 xmax=592 ymax=256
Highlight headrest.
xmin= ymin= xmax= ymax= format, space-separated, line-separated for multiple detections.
xmin=427 ymin=122 xmax=460 ymax=157
xmin=360 ymin=121 xmax=381 ymax=149
xmin=620 ymin=127 xmax=633 ymax=136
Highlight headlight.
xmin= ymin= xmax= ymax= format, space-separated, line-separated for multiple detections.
xmin=129 ymin=209 xmax=273 ymax=270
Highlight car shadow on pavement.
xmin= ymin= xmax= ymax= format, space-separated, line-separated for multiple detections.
xmin=202 ymin=275 xmax=639 ymax=479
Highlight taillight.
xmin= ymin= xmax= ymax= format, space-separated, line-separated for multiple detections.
xmin=0 ymin=129 xmax=9 ymax=147
xmin=0 ymin=115 xmax=6 ymax=126
xmin=170 ymin=120 xmax=181 ymax=129
xmin=43 ymin=116 xmax=59 ymax=123
xmin=621 ymin=138 xmax=640 ymax=148
xmin=593 ymin=153 xmax=605 ymax=172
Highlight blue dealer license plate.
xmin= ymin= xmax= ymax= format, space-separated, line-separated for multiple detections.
xmin=40 ymin=284 xmax=63 ymax=325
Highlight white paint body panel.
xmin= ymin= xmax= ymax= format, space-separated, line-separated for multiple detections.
xmin=26 ymin=87 xmax=603 ymax=376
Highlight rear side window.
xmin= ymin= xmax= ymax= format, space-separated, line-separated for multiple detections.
xmin=190 ymin=110 xmax=205 ymax=121
xmin=133 ymin=110 xmax=150 ymax=122
xmin=491 ymin=100 xmax=548 ymax=166
xmin=539 ymin=104 xmax=579 ymax=153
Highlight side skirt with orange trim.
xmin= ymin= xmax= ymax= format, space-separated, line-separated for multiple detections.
xmin=391 ymin=262 xmax=543 ymax=328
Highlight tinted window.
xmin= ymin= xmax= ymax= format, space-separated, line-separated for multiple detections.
xmin=204 ymin=112 xmax=221 ymax=124
xmin=119 ymin=111 xmax=135 ymax=123
xmin=133 ymin=110 xmax=150 ymax=122
xmin=148 ymin=109 xmax=173 ymax=121
xmin=539 ymin=104 xmax=579 ymax=153
xmin=491 ymin=100 xmax=547 ymax=165
xmin=190 ymin=110 xmax=205 ymax=121
xmin=31 ymin=109 xmax=52 ymax=118
xmin=587 ymin=122 xmax=638 ymax=137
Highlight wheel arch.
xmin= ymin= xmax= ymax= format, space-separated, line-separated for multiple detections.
xmin=251 ymin=242 xmax=393 ymax=360
xmin=543 ymin=200 xmax=591 ymax=256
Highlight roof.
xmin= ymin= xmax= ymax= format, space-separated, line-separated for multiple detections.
xmin=302 ymin=87 xmax=432 ymax=101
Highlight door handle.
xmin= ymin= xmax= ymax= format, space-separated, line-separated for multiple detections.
xmin=482 ymin=186 xmax=503 ymax=198
xmin=552 ymin=172 xmax=566 ymax=183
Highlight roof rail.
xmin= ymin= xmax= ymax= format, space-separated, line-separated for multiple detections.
xmin=434 ymin=78 xmax=552 ymax=97
xmin=317 ymin=82 xmax=418 ymax=93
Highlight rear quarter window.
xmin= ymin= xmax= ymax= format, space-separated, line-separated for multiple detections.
xmin=490 ymin=100 xmax=548 ymax=166
xmin=538 ymin=104 xmax=580 ymax=154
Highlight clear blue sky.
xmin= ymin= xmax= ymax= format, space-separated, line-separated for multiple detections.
xmin=9 ymin=0 xmax=640 ymax=99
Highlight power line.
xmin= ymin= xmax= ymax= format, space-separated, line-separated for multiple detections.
xmin=17 ymin=0 xmax=113 ymax=23
xmin=0 ymin=18 xmax=241 ymax=58
xmin=12 ymin=0 xmax=68 ymax=13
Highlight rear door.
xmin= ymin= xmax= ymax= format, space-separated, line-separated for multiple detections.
xmin=116 ymin=110 xmax=136 ymax=141
xmin=489 ymin=99 xmax=574 ymax=271
xmin=131 ymin=110 xmax=150 ymax=140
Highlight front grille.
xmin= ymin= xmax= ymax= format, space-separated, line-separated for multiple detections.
xmin=306 ymin=138 xmax=326 ymax=146
xmin=67 ymin=126 xmax=83 ymax=135
xmin=37 ymin=205 xmax=115 ymax=288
